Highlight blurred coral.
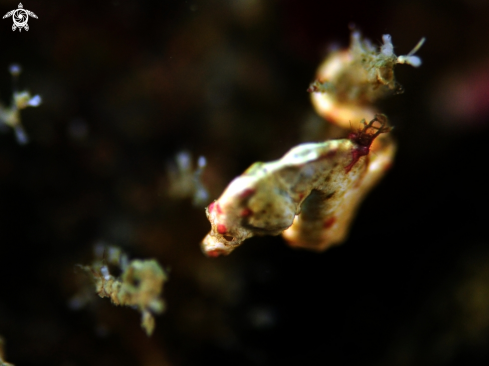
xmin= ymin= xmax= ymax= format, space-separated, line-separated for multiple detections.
xmin=0 ymin=65 xmax=41 ymax=144
xmin=79 ymin=245 xmax=167 ymax=336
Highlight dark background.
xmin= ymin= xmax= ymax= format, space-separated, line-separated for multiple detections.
xmin=0 ymin=0 xmax=488 ymax=365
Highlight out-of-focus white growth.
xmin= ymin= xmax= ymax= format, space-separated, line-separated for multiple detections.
xmin=13 ymin=91 xmax=43 ymax=109
xmin=167 ymin=150 xmax=209 ymax=206
xmin=197 ymin=156 xmax=206 ymax=168
xmin=8 ymin=64 xmax=21 ymax=76
xmin=194 ymin=156 xmax=209 ymax=204
xmin=0 ymin=64 xmax=42 ymax=144
xmin=26 ymin=94 xmax=41 ymax=107
xmin=13 ymin=126 xmax=28 ymax=145
xmin=78 ymin=244 xmax=167 ymax=336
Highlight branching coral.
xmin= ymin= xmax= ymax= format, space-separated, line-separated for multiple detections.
xmin=201 ymin=31 xmax=422 ymax=256
xmin=0 ymin=64 xmax=41 ymax=144
xmin=80 ymin=245 xmax=167 ymax=336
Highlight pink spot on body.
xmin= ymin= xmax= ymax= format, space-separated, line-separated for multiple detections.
xmin=208 ymin=202 xmax=215 ymax=213
xmin=206 ymin=249 xmax=226 ymax=258
xmin=240 ymin=208 xmax=253 ymax=217
xmin=321 ymin=149 xmax=337 ymax=159
xmin=215 ymin=203 xmax=223 ymax=214
xmin=323 ymin=217 xmax=336 ymax=228
xmin=217 ymin=224 xmax=227 ymax=234
xmin=345 ymin=146 xmax=369 ymax=173
xmin=239 ymin=188 xmax=255 ymax=199
xmin=348 ymin=132 xmax=358 ymax=140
